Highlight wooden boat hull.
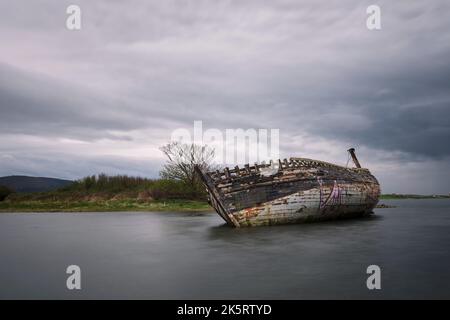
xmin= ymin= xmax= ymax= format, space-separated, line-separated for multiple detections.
xmin=231 ymin=181 xmax=379 ymax=227
xmin=196 ymin=157 xmax=380 ymax=227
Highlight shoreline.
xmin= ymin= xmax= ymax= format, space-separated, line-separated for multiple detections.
xmin=380 ymin=194 xmax=449 ymax=200
xmin=0 ymin=199 xmax=212 ymax=213
xmin=1 ymin=196 xmax=448 ymax=213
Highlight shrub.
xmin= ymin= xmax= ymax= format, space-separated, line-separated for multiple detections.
xmin=58 ymin=174 xmax=206 ymax=201
xmin=0 ymin=185 xmax=14 ymax=201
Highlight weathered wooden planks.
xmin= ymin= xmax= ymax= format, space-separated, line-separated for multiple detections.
xmin=196 ymin=157 xmax=380 ymax=227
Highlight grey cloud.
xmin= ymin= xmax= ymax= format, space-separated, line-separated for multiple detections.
xmin=1 ymin=0 xmax=450 ymax=192
xmin=0 ymin=152 xmax=161 ymax=180
xmin=0 ymin=63 xmax=175 ymax=141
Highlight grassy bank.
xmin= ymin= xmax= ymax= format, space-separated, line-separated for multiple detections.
xmin=0 ymin=175 xmax=212 ymax=212
xmin=0 ymin=199 xmax=211 ymax=212
xmin=380 ymin=194 xmax=450 ymax=199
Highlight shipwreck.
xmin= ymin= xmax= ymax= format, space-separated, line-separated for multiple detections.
xmin=195 ymin=148 xmax=380 ymax=227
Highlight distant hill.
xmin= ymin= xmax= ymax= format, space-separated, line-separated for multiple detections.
xmin=0 ymin=175 xmax=73 ymax=193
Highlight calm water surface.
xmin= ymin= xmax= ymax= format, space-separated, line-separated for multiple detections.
xmin=1 ymin=199 xmax=450 ymax=299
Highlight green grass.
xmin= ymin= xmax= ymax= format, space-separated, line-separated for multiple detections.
xmin=0 ymin=199 xmax=212 ymax=213
xmin=380 ymin=194 xmax=450 ymax=199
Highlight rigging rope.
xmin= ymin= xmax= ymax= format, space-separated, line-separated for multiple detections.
xmin=345 ymin=150 xmax=351 ymax=168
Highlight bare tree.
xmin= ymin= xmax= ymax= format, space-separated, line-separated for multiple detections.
xmin=159 ymin=142 xmax=216 ymax=188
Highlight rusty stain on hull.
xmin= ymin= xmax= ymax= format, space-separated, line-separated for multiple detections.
xmin=195 ymin=152 xmax=380 ymax=227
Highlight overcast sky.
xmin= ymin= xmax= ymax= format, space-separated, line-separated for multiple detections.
xmin=1 ymin=0 xmax=450 ymax=193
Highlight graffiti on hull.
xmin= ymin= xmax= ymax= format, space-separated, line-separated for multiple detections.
xmin=318 ymin=178 xmax=343 ymax=210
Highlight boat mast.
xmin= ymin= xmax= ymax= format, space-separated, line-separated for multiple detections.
xmin=347 ymin=148 xmax=362 ymax=168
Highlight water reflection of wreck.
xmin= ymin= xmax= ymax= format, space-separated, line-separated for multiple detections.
xmin=195 ymin=148 xmax=380 ymax=227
